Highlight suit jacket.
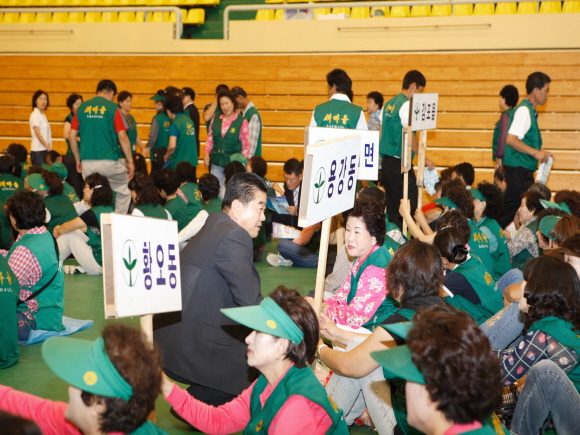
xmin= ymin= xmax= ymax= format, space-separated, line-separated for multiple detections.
xmin=153 ymin=211 xmax=262 ymax=395
xmin=184 ymin=102 xmax=201 ymax=153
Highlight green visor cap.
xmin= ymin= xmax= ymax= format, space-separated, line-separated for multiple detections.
xmin=150 ymin=94 xmax=165 ymax=101
xmin=381 ymin=321 xmax=412 ymax=340
xmin=46 ymin=162 xmax=68 ymax=180
xmin=42 ymin=336 xmax=133 ymax=401
xmin=27 ymin=173 xmax=49 ymax=191
xmin=539 ymin=215 xmax=562 ymax=240
xmin=434 ymin=196 xmax=458 ymax=209
xmin=540 ymin=199 xmax=571 ymax=215
xmin=470 ymin=189 xmax=486 ymax=202
xmin=371 ymin=345 xmax=425 ymax=385
xmin=229 ymin=153 xmax=247 ymax=165
xmin=221 ymin=297 xmax=304 ymax=344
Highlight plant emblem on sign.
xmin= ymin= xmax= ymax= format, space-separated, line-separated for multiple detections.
xmin=313 ymin=167 xmax=326 ymax=204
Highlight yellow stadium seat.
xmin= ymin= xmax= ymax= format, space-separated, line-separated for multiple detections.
xmin=332 ymin=7 xmax=350 ymax=15
xmin=0 ymin=0 xmax=16 ymax=6
xmin=410 ymin=5 xmax=431 ymax=16
xmin=68 ymin=0 xmax=82 ymax=5
xmin=68 ymin=11 xmax=84 ymax=22
xmin=149 ymin=11 xmax=163 ymax=22
xmin=431 ymin=4 xmax=452 ymax=15
xmin=495 ymin=2 xmax=517 ymax=14
xmin=265 ymin=0 xmax=283 ymax=3
xmin=116 ymin=0 xmax=136 ymax=5
xmin=314 ymin=8 xmax=331 ymax=18
xmin=84 ymin=12 xmax=103 ymax=22
xmin=117 ymin=11 xmax=135 ymax=22
xmin=350 ymin=7 xmax=370 ymax=19
xmin=454 ymin=4 xmax=473 ymax=14
xmin=539 ymin=1 xmax=562 ymax=12
xmin=133 ymin=0 xmax=146 ymax=4
xmin=197 ymin=0 xmax=219 ymax=5
xmin=50 ymin=12 xmax=68 ymax=23
xmin=563 ymin=1 xmax=580 ymax=11
xmin=517 ymin=2 xmax=538 ymax=13
xmin=2 ymin=13 xmax=19 ymax=23
xmin=50 ymin=0 xmax=71 ymax=5
xmin=164 ymin=0 xmax=179 ymax=5
xmin=145 ymin=0 xmax=162 ymax=4
xmin=274 ymin=9 xmax=284 ymax=20
xmin=19 ymin=0 xmax=34 ymax=6
xmin=371 ymin=6 xmax=389 ymax=17
xmin=19 ymin=13 xmax=41 ymax=23
xmin=474 ymin=3 xmax=495 ymax=14
xmin=103 ymin=12 xmax=118 ymax=22
xmin=134 ymin=11 xmax=145 ymax=21
xmin=97 ymin=0 xmax=114 ymax=4
xmin=164 ymin=11 xmax=176 ymax=22
xmin=80 ymin=0 xmax=98 ymax=5
xmin=390 ymin=6 xmax=410 ymax=17
xmin=185 ymin=8 xmax=204 ymax=24
xmin=33 ymin=0 xmax=50 ymax=6
xmin=255 ymin=9 xmax=275 ymax=20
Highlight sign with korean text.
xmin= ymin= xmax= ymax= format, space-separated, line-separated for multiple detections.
xmin=306 ymin=127 xmax=378 ymax=180
xmin=299 ymin=134 xmax=360 ymax=228
xmin=409 ymin=93 xmax=439 ymax=131
xmin=102 ymin=213 xmax=182 ymax=318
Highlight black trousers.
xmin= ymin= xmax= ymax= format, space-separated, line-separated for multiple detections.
xmin=164 ymin=369 xmax=237 ymax=407
xmin=498 ymin=165 xmax=534 ymax=229
xmin=381 ymin=155 xmax=417 ymax=231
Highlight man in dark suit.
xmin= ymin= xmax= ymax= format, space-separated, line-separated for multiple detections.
xmin=154 ymin=172 xmax=267 ymax=406
xmin=182 ymin=87 xmax=201 ymax=156
xmin=271 ymin=158 xmax=303 ymax=229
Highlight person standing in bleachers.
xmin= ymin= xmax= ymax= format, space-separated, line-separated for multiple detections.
xmin=182 ymin=87 xmax=201 ymax=157
xmin=492 ymin=84 xmax=519 ymax=169
xmin=379 ymin=70 xmax=435 ymax=231
xmin=62 ymin=94 xmax=83 ymax=158
xmin=29 ymin=90 xmax=52 ymax=167
xmin=366 ymin=91 xmax=383 ymax=131
xmin=68 ymin=79 xmax=134 ymax=213
xmin=144 ymin=90 xmax=171 ymax=175
xmin=164 ymin=95 xmax=198 ymax=175
xmin=118 ymin=90 xmax=143 ymax=154
xmin=232 ymin=86 xmax=263 ymax=158
xmin=310 ymin=69 xmax=367 ymax=130
xmin=499 ymin=72 xmax=554 ymax=228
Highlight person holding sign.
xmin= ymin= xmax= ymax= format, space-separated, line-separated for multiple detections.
xmin=379 ymin=70 xmax=435 ymax=231
xmin=499 ymin=72 xmax=554 ymax=228
xmin=162 ymin=286 xmax=349 ymax=434
xmin=0 ymin=324 xmax=168 ymax=435
xmin=310 ymin=69 xmax=367 ymax=130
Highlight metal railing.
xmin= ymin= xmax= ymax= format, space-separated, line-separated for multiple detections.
xmin=0 ymin=6 xmax=183 ymax=39
xmin=223 ymin=0 xmax=538 ymax=39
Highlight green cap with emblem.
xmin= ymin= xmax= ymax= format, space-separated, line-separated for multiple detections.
xmin=150 ymin=93 xmax=165 ymax=101
xmin=221 ymin=297 xmax=304 ymax=344
xmin=371 ymin=345 xmax=425 ymax=384
xmin=434 ymin=196 xmax=458 ymax=209
xmin=540 ymin=199 xmax=571 ymax=215
xmin=470 ymin=189 xmax=486 ymax=202
xmin=27 ymin=173 xmax=49 ymax=191
xmin=45 ymin=162 xmax=69 ymax=181
xmin=42 ymin=336 xmax=133 ymax=401
xmin=539 ymin=215 xmax=562 ymax=240
xmin=229 ymin=153 xmax=247 ymax=165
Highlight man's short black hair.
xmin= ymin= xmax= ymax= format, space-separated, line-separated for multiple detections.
xmin=152 ymin=168 xmax=180 ymax=197
xmin=500 ymin=85 xmax=519 ymax=108
xmin=526 ymin=71 xmax=551 ymax=95
xmin=96 ymin=79 xmax=117 ymax=95
xmin=231 ymin=86 xmax=248 ymax=99
xmin=283 ymin=158 xmax=303 ymax=176
xmin=453 ymin=162 xmax=475 ymax=187
xmin=164 ymin=95 xmax=184 ymax=115
xmin=176 ymin=161 xmax=197 ymax=184
xmin=366 ymin=91 xmax=384 ymax=109
xmin=222 ymin=172 xmax=267 ymax=211
xmin=182 ymin=87 xmax=195 ymax=101
xmin=0 ymin=155 xmax=16 ymax=175
xmin=198 ymin=173 xmax=220 ymax=203
xmin=326 ymin=69 xmax=352 ymax=95
xmin=215 ymin=84 xmax=229 ymax=94
xmin=6 ymin=191 xmax=46 ymax=230
xmin=402 ymin=70 xmax=426 ymax=90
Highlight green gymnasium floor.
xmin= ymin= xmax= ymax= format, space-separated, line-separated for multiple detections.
xmin=0 ymin=241 xmax=374 ymax=434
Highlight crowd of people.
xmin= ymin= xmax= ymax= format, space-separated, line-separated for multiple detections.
xmin=0 ymin=68 xmax=578 ymax=435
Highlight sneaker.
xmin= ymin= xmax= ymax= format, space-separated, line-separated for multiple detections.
xmin=266 ymin=253 xmax=293 ymax=267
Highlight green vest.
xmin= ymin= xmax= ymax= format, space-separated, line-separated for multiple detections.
xmin=0 ymin=173 xmax=21 ymax=247
xmin=206 ymin=107 xmax=221 ymax=132
xmin=170 ymin=113 xmax=198 ymax=170
xmin=136 ymin=203 xmax=168 ymax=220
xmin=65 ymin=112 xmax=81 ymax=157
xmin=63 ymin=181 xmax=80 ymax=203
xmin=8 ymin=231 xmax=64 ymax=332
xmin=446 ymin=256 xmax=503 ymax=325
xmin=244 ymin=105 xmax=262 ymax=157
xmin=19 ymin=162 xmax=30 ymax=182
xmin=511 ymin=219 xmax=538 ymax=272
xmin=478 ymin=217 xmax=511 ymax=281
xmin=313 ymin=98 xmax=362 ymax=130
xmin=384 ymin=234 xmax=402 ymax=257
xmin=123 ymin=113 xmax=138 ymax=154
xmin=164 ymin=196 xmax=189 ymax=232
xmin=491 ymin=108 xmax=515 ymax=162
xmin=503 ymin=99 xmax=542 ymax=171
xmin=76 ymin=96 xmax=123 ymax=161
xmin=245 ymin=365 xmax=349 ymax=435
xmin=87 ymin=204 xmax=114 ymax=266
xmin=529 ymin=316 xmax=580 ymax=393
xmin=468 ymin=220 xmax=494 ymax=276
xmin=203 ymin=197 xmax=222 ymax=214
xmin=0 ymin=254 xmax=19 ymax=369
xmin=151 ymin=112 xmax=171 ymax=162
xmin=380 ymin=93 xmax=409 ymax=158
xmin=210 ymin=115 xmax=244 ymax=167
xmin=180 ymin=182 xmax=204 ymax=221
xmin=43 ymin=194 xmax=78 ymax=235
xmin=131 ymin=420 xmax=169 ymax=435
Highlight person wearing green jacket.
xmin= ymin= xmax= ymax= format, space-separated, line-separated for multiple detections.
xmin=129 ymin=174 xmax=170 ymax=220
xmin=492 ymin=85 xmax=518 ymax=168
xmin=118 ymin=91 xmax=143 ymax=154
xmin=152 ymin=168 xmax=189 ymax=232
xmin=232 ymin=86 xmax=262 ymax=158
xmin=143 ymin=90 xmax=171 ymax=174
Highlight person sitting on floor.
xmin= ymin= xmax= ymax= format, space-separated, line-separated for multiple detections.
xmin=176 ymin=161 xmax=204 ymax=222
xmin=152 ymin=168 xmax=189 ymax=232
xmin=129 ymin=173 xmax=171 ymax=220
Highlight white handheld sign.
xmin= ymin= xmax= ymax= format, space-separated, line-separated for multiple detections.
xmin=102 ymin=213 xmax=182 ymax=318
xmin=299 ymin=134 xmax=360 ymax=228
xmin=409 ymin=93 xmax=439 ymax=131
xmin=305 ymin=126 xmax=378 ymax=180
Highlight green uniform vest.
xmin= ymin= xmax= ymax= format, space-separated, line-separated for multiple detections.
xmin=206 ymin=107 xmax=221 ymax=132
xmin=380 ymin=93 xmax=409 ymax=158
xmin=244 ymin=105 xmax=262 ymax=157
xmin=511 ymin=219 xmax=538 ymax=272
xmin=164 ymin=196 xmax=189 ymax=232
xmin=203 ymin=197 xmax=222 ymax=214
xmin=63 ymin=181 xmax=79 ymax=203
xmin=210 ymin=115 xmax=244 ymax=167
xmin=170 ymin=113 xmax=198 ymax=170
xmin=0 ymin=173 xmax=21 ymax=247
xmin=245 ymin=365 xmax=348 ymax=435
xmin=180 ymin=182 xmax=204 ymax=221
xmin=76 ymin=96 xmax=123 ymax=161
xmin=313 ymin=99 xmax=362 ymax=130
xmin=43 ymin=194 xmax=78 ymax=235
xmin=468 ymin=220 xmax=494 ymax=275
xmin=529 ymin=316 xmax=580 ymax=393
xmin=19 ymin=162 xmax=30 ymax=181
xmin=446 ymin=256 xmax=503 ymax=325
xmin=478 ymin=217 xmax=511 ymax=281
xmin=136 ymin=203 xmax=168 ymax=220
xmin=503 ymin=99 xmax=542 ymax=171
xmin=87 ymin=204 xmax=114 ymax=266
xmin=0 ymin=254 xmax=19 ymax=369
xmin=8 ymin=231 xmax=64 ymax=332
xmin=151 ymin=112 xmax=171 ymax=162
xmin=65 ymin=112 xmax=80 ymax=157
xmin=491 ymin=108 xmax=515 ymax=162
xmin=123 ymin=113 xmax=138 ymax=154
xmin=347 ymin=245 xmax=398 ymax=331
xmin=384 ymin=234 xmax=402 ymax=258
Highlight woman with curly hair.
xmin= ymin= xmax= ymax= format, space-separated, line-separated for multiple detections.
xmin=52 ymin=173 xmax=114 ymax=275
xmin=128 ymin=173 xmax=170 ymax=220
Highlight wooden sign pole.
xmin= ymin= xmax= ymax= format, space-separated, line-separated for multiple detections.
xmin=401 ymin=126 xmax=413 ymax=236
xmin=313 ymin=217 xmax=332 ymax=317
xmin=140 ymin=314 xmax=156 ymax=422
xmin=416 ymin=130 xmax=428 ymax=210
